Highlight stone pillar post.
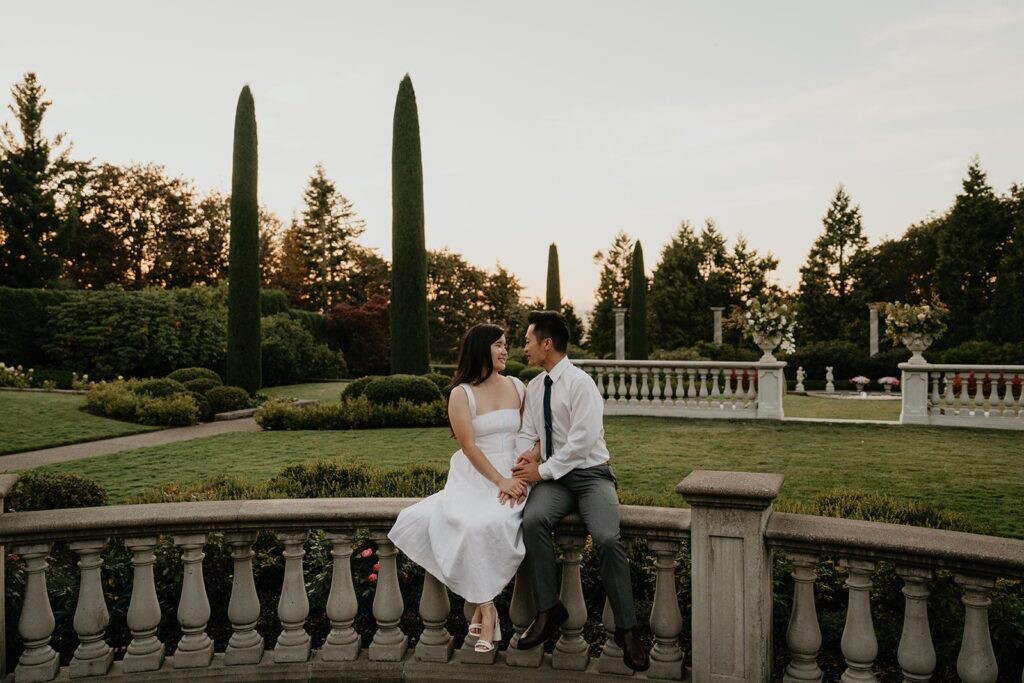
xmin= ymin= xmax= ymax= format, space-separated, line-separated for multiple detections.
xmin=868 ymin=305 xmax=879 ymax=357
xmin=899 ymin=362 xmax=930 ymax=425
xmin=613 ymin=307 xmax=627 ymax=360
xmin=711 ymin=307 xmax=725 ymax=345
xmin=756 ymin=361 xmax=786 ymax=420
xmin=678 ymin=470 xmax=784 ymax=683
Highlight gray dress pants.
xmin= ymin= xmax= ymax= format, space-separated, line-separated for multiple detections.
xmin=521 ymin=463 xmax=638 ymax=630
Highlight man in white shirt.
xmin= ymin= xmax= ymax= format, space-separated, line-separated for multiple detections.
xmin=508 ymin=310 xmax=649 ymax=672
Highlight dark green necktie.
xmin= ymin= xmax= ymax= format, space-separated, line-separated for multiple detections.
xmin=543 ymin=375 xmax=553 ymax=460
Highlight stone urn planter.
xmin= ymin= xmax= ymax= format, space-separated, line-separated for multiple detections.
xmin=752 ymin=332 xmax=783 ymax=362
xmin=902 ymin=332 xmax=933 ymax=364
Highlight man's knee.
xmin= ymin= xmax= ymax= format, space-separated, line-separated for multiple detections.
xmin=523 ymin=506 xmax=554 ymax=535
xmin=590 ymin=530 xmax=623 ymax=555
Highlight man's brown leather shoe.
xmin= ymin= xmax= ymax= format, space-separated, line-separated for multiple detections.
xmin=614 ymin=628 xmax=650 ymax=672
xmin=516 ymin=602 xmax=568 ymax=650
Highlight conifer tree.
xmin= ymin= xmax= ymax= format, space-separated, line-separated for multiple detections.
xmin=628 ymin=240 xmax=648 ymax=359
xmin=545 ymin=243 xmax=561 ymax=310
xmin=390 ymin=74 xmax=430 ymax=373
xmin=227 ymin=85 xmax=261 ymax=393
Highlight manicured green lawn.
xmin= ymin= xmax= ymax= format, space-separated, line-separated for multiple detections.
xmin=0 ymin=391 xmax=158 ymax=455
xmin=38 ymin=416 xmax=1024 ymax=538
xmin=783 ymin=393 xmax=901 ymax=421
xmin=262 ymin=381 xmax=350 ymax=403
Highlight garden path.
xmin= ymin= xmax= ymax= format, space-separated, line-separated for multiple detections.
xmin=0 ymin=418 xmax=259 ymax=471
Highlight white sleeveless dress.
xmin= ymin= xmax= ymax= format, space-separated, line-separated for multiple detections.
xmin=388 ymin=377 xmax=527 ymax=603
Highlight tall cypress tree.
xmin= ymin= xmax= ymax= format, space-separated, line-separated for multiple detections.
xmin=628 ymin=240 xmax=648 ymax=360
xmin=545 ymin=243 xmax=561 ymax=311
xmin=390 ymin=74 xmax=430 ymax=374
xmin=227 ymin=85 xmax=261 ymax=393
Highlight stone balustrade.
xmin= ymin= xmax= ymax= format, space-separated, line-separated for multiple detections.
xmin=1 ymin=473 xmax=1022 ymax=683
xmin=573 ymin=359 xmax=786 ymax=420
xmin=900 ymin=363 xmax=1024 ymax=430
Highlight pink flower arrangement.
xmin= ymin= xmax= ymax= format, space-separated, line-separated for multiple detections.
xmin=877 ymin=376 xmax=900 ymax=387
xmin=360 ymin=548 xmax=373 ymax=559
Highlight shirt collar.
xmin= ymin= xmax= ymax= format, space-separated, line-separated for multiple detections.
xmin=546 ymin=356 xmax=572 ymax=383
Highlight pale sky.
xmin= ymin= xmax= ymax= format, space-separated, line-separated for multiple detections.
xmin=3 ymin=1 xmax=1023 ymax=315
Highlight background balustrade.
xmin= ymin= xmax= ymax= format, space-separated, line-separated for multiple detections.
xmin=902 ymin=363 xmax=1024 ymax=430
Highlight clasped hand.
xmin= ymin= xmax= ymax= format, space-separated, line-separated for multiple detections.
xmin=498 ymin=448 xmax=540 ymax=508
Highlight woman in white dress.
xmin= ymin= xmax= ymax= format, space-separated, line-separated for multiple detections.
xmin=388 ymin=324 xmax=539 ymax=652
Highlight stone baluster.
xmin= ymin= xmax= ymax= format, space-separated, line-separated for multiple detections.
xmin=967 ymin=373 xmax=979 ymax=416
xmin=123 ymin=537 xmax=165 ymax=672
xmin=895 ymin=566 xmax=935 ymax=682
xmin=639 ymin=367 xmax=650 ymax=404
xmin=628 ymin=368 xmax=640 ymax=405
xmin=674 ymin=368 xmax=685 ymax=406
xmin=275 ymin=531 xmax=311 ymax=662
xmin=784 ymin=552 xmax=823 ymax=683
xmin=321 ymin=532 xmax=360 ymax=661
xmin=13 ymin=543 xmax=59 ymax=683
xmin=172 ymin=533 xmax=214 ymax=668
xmin=955 ymin=575 xmax=998 ymax=683
xmin=839 ymin=558 xmax=878 ymax=683
xmin=596 ymin=367 xmax=608 ymax=400
xmin=929 ymin=373 xmax=941 ymax=410
xmin=552 ymin=534 xmax=588 ymax=670
xmin=943 ymin=372 xmax=956 ymax=415
xmin=597 ymin=596 xmax=630 ymax=675
xmin=507 ymin=562 xmax=543 ymax=667
xmin=747 ymin=370 xmax=758 ymax=407
xmin=69 ymin=538 xmax=113 ymax=677
xmin=722 ymin=369 xmax=734 ymax=410
xmin=648 ymin=540 xmax=684 ymax=680
xmin=651 ymin=368 xmax=663 ymax=405
xmin=709 ymin=368 xmax=721 ymax=409
xmin=457 ymin=600 xmax=488 ymax=661
xmin=617 ymin=367 xmax=629 ymax=406
xmin=224 ymin=532 xmax=263 ymax=665
xmin=416 ymin=573 xmax=454 ymax=662
xmin=1017 ymin=372 xmax=1024 ymax=419
xmin=369 ymin=534 xmax=408 ymax=661
xmin=698 ymin=369 xmax=709 ymax=408
xmin=681 ymin=368 xmax=693 ymax=407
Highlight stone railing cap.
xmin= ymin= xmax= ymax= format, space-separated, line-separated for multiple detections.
xmin=676 ymin=470 xmax=784 ymax=507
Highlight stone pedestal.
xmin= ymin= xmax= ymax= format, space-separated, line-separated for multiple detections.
xmin=868 ymin=305 xmax=879 ymax=357
xmin=899 ymin=363 xmax=930 ymax=425
xmin=712 ymin=307 xmax=725 ymax=345
xmin=756 ymin=362 xmax=786 ymax=420
xmin=678 ymin=471 xmax=784 ymax=683
xmin=614 ymin=307 xmax=627 ymax=361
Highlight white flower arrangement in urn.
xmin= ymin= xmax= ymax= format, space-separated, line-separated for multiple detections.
xmin=739 ymin=297 xmax=796 ymax=361
xmin=879 ymin=299 xmax=948 ymax=364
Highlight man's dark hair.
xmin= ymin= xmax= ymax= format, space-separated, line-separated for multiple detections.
xmin=528 ymin=310 xmax=569 ymax=353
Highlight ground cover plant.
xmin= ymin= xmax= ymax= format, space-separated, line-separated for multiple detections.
xmin=0 ymin=392 xmax=157 ymax=455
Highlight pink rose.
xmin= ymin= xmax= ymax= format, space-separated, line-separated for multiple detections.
xmin=360 ymin=548 xmax=373 ymax=559
xmin=368 ymin=573 xmax=378 ymax=582
xmin=373 ymin=563 xmax=380 ymax=572
xmin=917 ymin=313 xmax=926 ymax=321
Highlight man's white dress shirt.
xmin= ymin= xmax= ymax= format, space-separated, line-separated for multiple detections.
xmin=515 ymin=356 xmax=610 ymax=480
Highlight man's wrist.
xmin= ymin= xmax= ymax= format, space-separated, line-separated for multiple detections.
xmin=538 ymin=462 xmax=553 ymax=481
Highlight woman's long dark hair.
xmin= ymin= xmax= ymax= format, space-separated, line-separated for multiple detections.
xmin=448 ymin=323 xmax=505 ymax=397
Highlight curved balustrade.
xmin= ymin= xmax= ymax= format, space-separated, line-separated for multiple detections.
xmin=2 ymin=476 xmax=1023 ymax=682
xmin=901 ymin=362 xmax=1024 ymax=430
xmin=573 ymin=359 xmax=787 ymax=420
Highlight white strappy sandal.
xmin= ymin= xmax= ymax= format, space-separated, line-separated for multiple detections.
xmin=474 ymin=603 xmax=502 ymax=653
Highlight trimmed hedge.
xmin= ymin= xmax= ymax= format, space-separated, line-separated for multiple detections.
xmin=362 ymin=374 xmax=442 ymax=406
xmin=136 ymin=378 xmax=188 ymax=398
xmin=183 ymin=377 xmax=221 ymax=394
xmin=256 ymin=396 xmax=447 ymax=430
xmin=0 ymin=287 xmax=74 ymax=367
xmin=341 ymin=375 xmax=379 ymax=402
xmin=135 ymin=393 xmax=199 ymax=426
xmin=83 ymin=379 xmax=200 ymax=426
xmin=519 ymin=366 xmax=543 ymax=383
xmin=167 ymin=367 xmax=222 ymax=384
xmin=419 ymin=372 xmax=451 ymax=393
xmin=7 ymin=471 xmax=108 ymax=512
xmin=205 ymin=385 xmax=252 ymax=414
xmin=261 ymin=313 xmax=346 ymax=387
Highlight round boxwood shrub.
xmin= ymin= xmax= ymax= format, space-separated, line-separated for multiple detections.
xmin=501 ymin=360 xmax=525 ymax=378
xmin=420 ymin=372 xmax=451 ymax=393
xmin=363 ymin=374 xmax=442 ymax=406
xmin=519 ymin=366 xmax=543 ymax=383
xmin=137 ymin=378 xmax=188 ymax=398
xmin=9 ymin=471 xmax=108 ymax=511
xmin=167 ymin=367 xmax=222 ymax=384
xmin=205 ymin=385 xmax=252 ymax=415
xmin=183 ymin=377 xmax=221 ymax=394
xmin=190 ymin=390 xmax=213 ymax=421
xmin=136 ymin=393 xmax=199 ymax=426
xmin=342 ymin=375 xmax=380 ymax=402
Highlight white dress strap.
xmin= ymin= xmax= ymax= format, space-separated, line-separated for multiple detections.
xmin=459 ymin=383 xmax=478 ymax=418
